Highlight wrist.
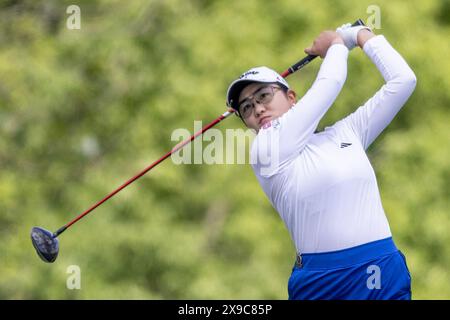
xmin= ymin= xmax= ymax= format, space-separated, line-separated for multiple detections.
xmin=357 ymin=29 xmax=375 ymax=48
xmin=331 ymin=36 xmax=345 ymax=46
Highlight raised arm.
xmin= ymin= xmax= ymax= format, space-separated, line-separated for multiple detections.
xmin=339 ymin=30 xmax=417 ymax=150
xmin=252 ymin=32 xmax=349 ymax=177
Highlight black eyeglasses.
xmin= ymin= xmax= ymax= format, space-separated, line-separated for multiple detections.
xmin=238 ymin=85 xmax=282 ymax=119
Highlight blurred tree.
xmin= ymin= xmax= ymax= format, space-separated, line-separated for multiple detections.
xmin=0 ymin=0 xmax=449 ymax=299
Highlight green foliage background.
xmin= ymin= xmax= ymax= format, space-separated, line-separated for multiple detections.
xmin=0 ymin=0 xmax=449 ymax=299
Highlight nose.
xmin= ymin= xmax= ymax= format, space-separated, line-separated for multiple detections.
xmin=254 ymin=101 xmax=266 ymax=117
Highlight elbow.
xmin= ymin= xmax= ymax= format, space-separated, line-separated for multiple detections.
xmin=405 ymin=70 xmax=417 ymax=91
xmin=405 ymin=72 xmax=417 ymax=96
xmin=392 ymin=71 xmax=417 ymax=96
xmin=411 ymin=73 xmax=417 ymax=90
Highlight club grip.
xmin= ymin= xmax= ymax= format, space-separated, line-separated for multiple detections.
xmin=352 ymin=19 xmax=366 ymax=27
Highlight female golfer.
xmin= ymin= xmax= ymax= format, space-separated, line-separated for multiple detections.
xmin=226 ymin=24 xmax=416 ymax=299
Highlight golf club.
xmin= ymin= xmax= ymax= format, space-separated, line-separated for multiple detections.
xmin=31 ymin=19 xmax=365 ymax=263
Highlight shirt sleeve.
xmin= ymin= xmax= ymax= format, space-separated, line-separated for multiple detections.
xmin=251 ymin=43 xmax=349 ymax=177
xmin=337 ymin=35 xmax=417 ymax=150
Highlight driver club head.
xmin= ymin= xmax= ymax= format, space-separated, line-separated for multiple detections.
xmin=31 ymin=227 xmax=59 ymax=263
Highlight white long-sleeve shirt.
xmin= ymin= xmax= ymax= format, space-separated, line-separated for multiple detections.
xmin=250 ymin=35 xmax=417 ymax=254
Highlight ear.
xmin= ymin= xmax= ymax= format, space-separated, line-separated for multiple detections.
xmin=287 ymin=89 xmax=297 ymax=105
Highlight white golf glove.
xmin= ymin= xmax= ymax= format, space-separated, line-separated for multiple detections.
xmin=336 ymin=23 xmax=372 ymax=50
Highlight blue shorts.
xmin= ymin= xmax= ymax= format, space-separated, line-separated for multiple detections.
xmin=288 ymin=237 xmax=412 ymax=300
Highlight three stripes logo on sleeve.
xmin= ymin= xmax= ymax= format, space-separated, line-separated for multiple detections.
xmin=340 ymin=142 xmax=352 ymax=148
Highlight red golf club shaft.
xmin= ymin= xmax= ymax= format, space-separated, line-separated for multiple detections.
xmin=53 ymin=111 xmax=232 ymax=237
xmin=52 ymin=59 xmax=317 ymax=238
xmin=53 ymin=18 xmax=365 ymax=238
